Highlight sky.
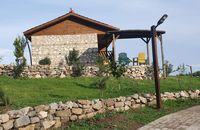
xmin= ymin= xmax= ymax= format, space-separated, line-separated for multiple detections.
xmin=0 ymin=0 xmax=200 ymax=72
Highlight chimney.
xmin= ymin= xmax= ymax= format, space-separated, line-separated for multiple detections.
xmin=69 ymin=8 xmax=75 ymax=13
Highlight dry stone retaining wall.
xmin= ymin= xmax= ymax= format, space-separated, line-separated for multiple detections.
xmin=0 ymin=65 xmax=153 ymax=80
xmin=31 ymin=34 xmax=98 ymax=66
xmin=0 ymin=90 xmax=199 ymax=130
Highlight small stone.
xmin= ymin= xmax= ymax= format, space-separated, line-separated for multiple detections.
xmin=117 ymin=96 xmax=126 ymax=102
xmin=20 ymin=107 xmax=32 ymax=116
xmin=34 ymin=105 xmax=49 ymax=112
xmin=30 ymin=117 xmax=40 ymax=123
xmin=78 ymin=114 xmax=86 ymax=120
xmin=86 ymin=112 xmax=96 ymax=118
xmin=195 ymin=90 xmax=200 ymax=95
xmin=73 ymin=103 xmax=79 ymax=108
xmin=14 ymin=116 xmax=30 ymax=128
xmin=70 ymin=115 xmax=78 ymax=121
xmin=49 ymin=103 xmax=58 ymax=110
xmin=7 ymin=110 xmax=22 ymax=119
xmin=72 ymin=108 xmax=83 ymax=115
xmin=38 ymin=111 xmax=48 ymax=119
xmin=3 ymin=120 xmax=14 ymax=130
xmin=65 ymin=101 xmax=74 ymax=109
xmin=105 ymin=100 xmax=115 ymax=107
xmin=60 ymin=73 xmax=66 ymax=78
xmin=125 ymin=101 xmax=131 ymax=106
xmin=35 ymin=74 xmax=41 ymax=79
xmin=132 ymin=94 xmax=139 ymax=99
xmin=124 ymin=105 xmax=130 ymax=111
xmin=55 ymin=110 xmax=71 ymax=118
xmin=42 ymin=120 xmax=56 ymax=129
xmin=180 ymin=91 xmax=189 ymax=98
xmin=19 ymin=124 xmax=35 ymax=130
xmin=83 ymin=108 xmax=93 ymax=114
xmin=54 ymin=118 xmax=62 ymax=128
xmin=139 ymin=96 xmax=147 ymax=104
xmin=78 ymin=100 xmax=90 ymax=105
xmin=27 ymin=111 xmax=36 ymax=117
xmin=0 ymin=114 xmax=9 ymax=123
xmin=93 ymin=102 xmax=103 ymax=110
xmin=115 ymin=102 xmax=124 ymax=108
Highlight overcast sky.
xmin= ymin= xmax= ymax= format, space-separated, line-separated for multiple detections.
xmin=0 ymin=0 xmax=200 ymax=72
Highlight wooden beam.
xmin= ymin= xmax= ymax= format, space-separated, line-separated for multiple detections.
xmin=158 ymin=35 xmax=166 ymax=78
xmin=141 ymin=38 xmax=151 ymax=65
xmin=112 ymin=34 xmax=120 ymax=62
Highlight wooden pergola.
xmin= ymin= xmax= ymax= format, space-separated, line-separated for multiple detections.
xmin=101 ymin=29 xmax=166 ymax=76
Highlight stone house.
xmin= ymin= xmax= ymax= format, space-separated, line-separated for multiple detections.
xmin=24 ymin=10 xmax=119 ymax=66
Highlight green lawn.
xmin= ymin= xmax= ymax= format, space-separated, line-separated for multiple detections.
xmin=67 ymin=98 xmax=200 ymax=130
xmin=0 ymin=76 xmax=199 ymax=108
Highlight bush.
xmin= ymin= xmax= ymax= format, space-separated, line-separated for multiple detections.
xmin=0 ymin=88 xmax=10 ymax=107
xmin=13 ymin=37 xmax=26 ymax=78
xmin=66 ymin=48 xmax=83 ymax=77
xmin=39 ymin=57 xmax=51 ymax=65
xmin=193 ymin=71 xmax=200 ymax=77
xmin=66 ymin=48 xmax=79 ymax=66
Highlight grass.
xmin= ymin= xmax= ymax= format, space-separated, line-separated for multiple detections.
xmin=0 ymin=76 xmax=199 ymax=108
xmin=67 ymin=98 xmax=200 ymax=130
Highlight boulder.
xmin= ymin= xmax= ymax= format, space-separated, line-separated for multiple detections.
xmin=34 ymin=105 xmax=49 ymax=112
xmin=18 ymin=124 xmax=35 ymax=130
xmin=114 ymin=102 xmax=124 ymax=108
xmin=86 ymin=112 xmax=96 ymax=118
xmin=27 ymin=111 xmax=36 ymax=117
xmin=20 ymin=107 xmax=32 ymax=116
xmin=180 ymin=91 xmax=189 ymax=98
xmin=14 ymin=116 xmax=30 ymax=128
xmin=55 ymin=110 xmax=71 ymax=118
xmin=78 ymin=100 xmax=90 ymax=105
xmin=132 ymin=94 xmax=139 ymax=99
xmin=105 ymin=100 xmax=115 ymax=107
xmin=139 ymin=96 xmax=147 ymax=104
xmin=0 ymin=114 xmax=9 ymax=123
xmin=30 ymin=117 xmax=40 ymax=124
xmin=72 ymin=108 xmax=83 ymax=115
xmin=2 ymin=120 xmax=14 ymax=130
xmin=70 ymin=115 xmax=78 ymax=121
xmin=7 ymin=110 xmax=23 ymax=119
xmin=92 ymin=102 xmax=103 ymax=110
xmin=42 ymin=120 xmax=56 ymax=129
xmin=49 ymin=103 xmax=58 ymax=110
xmin=38 ymin=111 xmax=48 ymax=119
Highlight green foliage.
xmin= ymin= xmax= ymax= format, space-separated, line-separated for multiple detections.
xmin=13 ymin=36 xmax=27 ymax=78
xmin=71 ymin=62 xmax=83 ymax=77
xmin=66 ymin=49 xmax=83 ymax=77
xmin=109 ymin=61 xmax=126 ymax=78
xmin=66 ymin=48 xmax=79 ymax=66
xmin=0 ymin=88 xmax=10 ymax=107
xmin=165 ymin=60 xmax=173 ymax=77
xmin=176 ymin=64 xmax=186 ymax=76
xmin=193 ymin=71 xmax=200 ymax=77
xmin=96 ymin=56 xmax=109 ymax=76
xmin=39 ymin=57 xmax=51 ymax=65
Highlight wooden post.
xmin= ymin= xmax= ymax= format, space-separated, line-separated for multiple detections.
xmin=159 ymin=35 xmax=166 ymax=78
xmin=146 ymin=42 xmax=150 ymax=65
xmin=112 ymin=34 xmax=116 ymax=62
xmin=151 ymin=25 xmax=161 ymax=109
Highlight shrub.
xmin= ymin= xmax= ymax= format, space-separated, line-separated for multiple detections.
xmin=66 ymin=48 xmax=79 ymax=66
xmin=96 ymin=56 xmax=109 ymax=76
xmin=66 ymin=48 xmax=83 ymax=77
xmin=13 ymin=37 xmax=26 ymax=78
xmin=193 ymin=71 xmax=200 ymax=77
xmin=0 ymin=88 xmax=10 ymax=107
xmin=164 ymin=60 xmax=173 ymax=77
xmin=39 ymin=57 xmax=51 ymax=65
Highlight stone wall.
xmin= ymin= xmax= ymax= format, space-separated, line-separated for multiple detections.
xmin=0 ymin=90 xmax=199 ymax=130
xmin=31 ymin=34 xmax=98 ymax=66
xmin=0 ymin=65 xmax=153 ymax=80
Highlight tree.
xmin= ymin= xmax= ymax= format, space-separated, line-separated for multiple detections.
xmin=164 ymin=60 xmax=173 ymax=77
xmin=66 ymin=48 xmax=83 ymax=77
xmin=13 ymin=37 xmax=27 ymax=78
xmin=109 ymin=61 xmax=126 ymax=90
xmin=0 ymin=56 xmax=2 ymax=63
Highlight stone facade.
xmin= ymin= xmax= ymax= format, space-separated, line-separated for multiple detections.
xmin=0 ymin=65 xmax=153 ymax=80
xmin=31 ymin=33 xmax=98 ymax=65
xmin=0 ymin=90 xmax=199 ymax=130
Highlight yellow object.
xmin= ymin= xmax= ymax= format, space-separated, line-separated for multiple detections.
xmin=138 ymin=52 xmax=146 ymax=64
